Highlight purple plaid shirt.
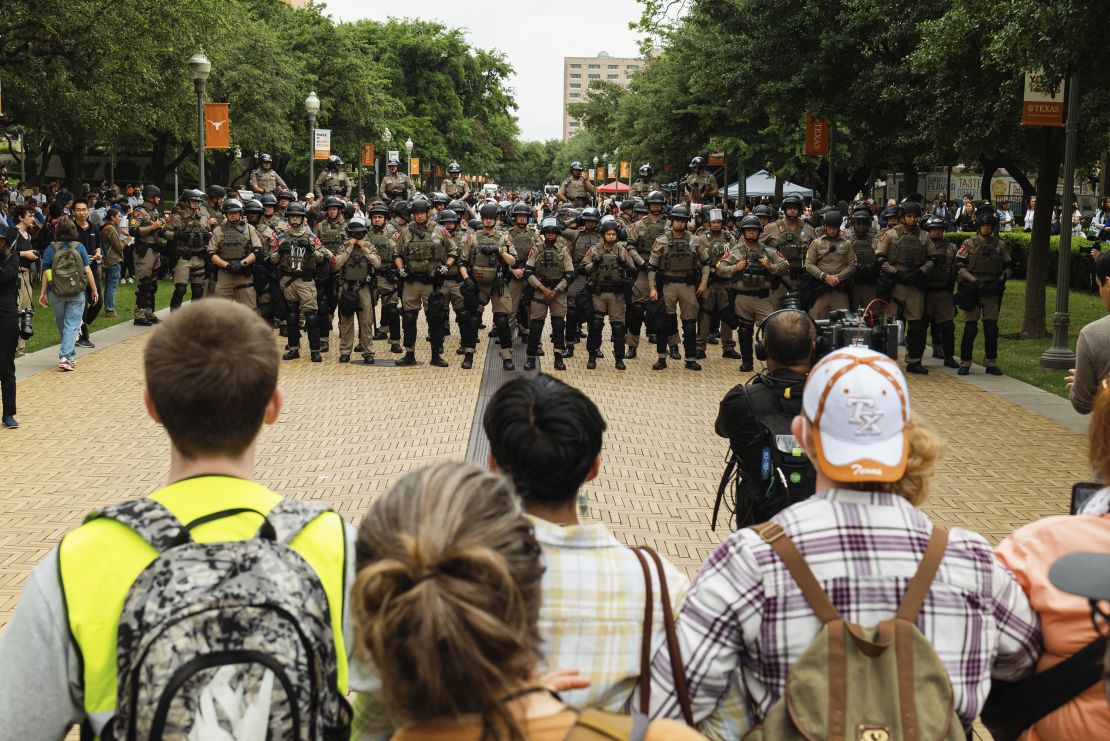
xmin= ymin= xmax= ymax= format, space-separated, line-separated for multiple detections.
xmin=649 ymin=489 xmax=1042 ymax=732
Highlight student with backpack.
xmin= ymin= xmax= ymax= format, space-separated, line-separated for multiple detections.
xmin=350 ymin=461 xmax=706 ymax=741
xmin=38 ymin=217 xmax=97 ymax=370
xmin=0 ymin=299 xmax=355 ymax=739
xmin=649 ymin=346 xmax=1043 ymax=737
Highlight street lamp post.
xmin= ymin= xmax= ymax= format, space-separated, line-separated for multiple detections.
xmin=305 ymin=91 xmax=320 ymax=195
xmin=188 ymin=53 xmax=211 ymax=192
xmin=1041 ymin=75 xmax=1081 ymax=369
xmin=378 ymin=128 xmax=392 ymax=196
xmin=405 ymin=138 xmax=414 ymax=188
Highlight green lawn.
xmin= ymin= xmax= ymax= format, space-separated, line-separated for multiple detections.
xmin=22 ymin=275 xmax=172 ymax=354
xmin=948 ymin=280 xmax=1104 ymax=399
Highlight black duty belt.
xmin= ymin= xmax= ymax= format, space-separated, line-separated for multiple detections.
xmin=735 ymin=289 xmax=770 ymax=299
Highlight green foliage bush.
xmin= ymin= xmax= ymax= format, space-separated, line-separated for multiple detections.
xmin=944 ymin=231 xmax=1096 ymax=290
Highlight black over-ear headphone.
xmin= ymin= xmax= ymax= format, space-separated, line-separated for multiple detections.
xmin=754 ymin=303 xmax=819 ymax=362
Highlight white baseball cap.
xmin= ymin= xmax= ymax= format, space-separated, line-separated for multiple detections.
xmin=802 ymin=346 xmax=911 ymax=483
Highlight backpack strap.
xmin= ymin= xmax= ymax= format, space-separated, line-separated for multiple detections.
xmin=628 ymin=547 xmax=654 ymax=714
xmin=895 ymin=527 xmax=948 ymax=624
xmin=266 ymin=498 xmax=332 ymax=545
xmin=752 ymin=522 xmax=841 ymax=624
xmin=88 ymin=498 xmax=184 ymax=553
xmin=566 ymin=708 xmax=649 ymax=741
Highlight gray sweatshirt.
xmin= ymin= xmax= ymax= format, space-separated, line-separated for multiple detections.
xmin=1070 ymin=313 xmax=1110 ymax=414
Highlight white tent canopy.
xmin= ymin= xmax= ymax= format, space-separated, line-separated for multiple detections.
xmin=726 ymin=169 xmax=813 ymax=199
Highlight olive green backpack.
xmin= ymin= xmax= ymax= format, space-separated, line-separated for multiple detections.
xmin=745 ymin=523 xmax=964 ymax=741
xmin=50 ymin=241 xmax=88 ymax=297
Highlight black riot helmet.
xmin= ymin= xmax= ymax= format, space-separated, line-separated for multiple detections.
xmin=447 ymin=199 xmax=467 ymax=213
xmin=183 ymin=189 xmax=204 ymax=205
xmin=468 ymin=218 xmax=482 ymax=232
xmin=431 ymin=192 xmax=450 ymax=206
xmin=346 ymin=216 xmax=368 ymax=237
xmin=285 ymin=202 xmax=307 ymax=218
xmin=900 ymin=199 xmax=923 ymax=216
xmin=781 ymin=194 xmax=804 ymax=213
xmin=924 ymin=215 xmax=947 ymax=232
xmin=243 ymin=199 xmax=264 ymax=215
xmin=260 ymin=153 xmax=273 ymax=164
xmin=437 ymin=208 xmax=459 ymax=225
xmin=206 ymin=185 xmax=227 ymax=201
xmin=391 ymin=200 xmax=411 ymax=218
xmin=222 ymin=198 xmax=243 ymax=214
xmin=740 ymin=215 xmax=763 ymax=232
xmin=634 ymin=199 xmax=648 ymax=214
xmin=599 ymin=217 xmax=621 ymax=236
xmin=669 ymin=205 xmax=692 ymax=221
xmin=447 ymin=162 xmax=462 ymax=174
xmin=540 ymin=217 xmax=562 ymax=235
xmin=367 ymin=201 xmax=391 ymax=217
xmin=479 ymin=202 xmax=500 ymax=220
xmin=327 ymin=154 xmax=342 ymax=168
xmin=410 ymin=198 xmax=431 ymax=214
xmin=975 ymin=204 xmax=997 ymax=226
xmin=639 ymin=164 xmax=653 ymax=178
xmin=277 ymin=189 xmax=295 ymax=204
xmin=851 ymin=208 xmax=872 ymax=224
xmin=753 ymin=204 xmax=774 ymax=219
xmin=645 ymin=190 xmax=665 ymax=205
xmin=821 ymin=210 xmax=842 ymax=228
xmin=510 ymin=202 xmax=531 ymax=218
xmin=324 ymin=196 xmax=343 ymax=210
xmin=689 ymin=156 xmax=705 ymax=169
xmin=620 ymin=199 xmax=635 ymax=213
xmin=343 ymin=202 xmax=355 ymax=221
xmin=142 ymin=185 xmax=162 ymax=201
xmin=579 ymin=207 xmax=601 ymax=224
xmin=260 ymin=193 xmax=278 ymax=208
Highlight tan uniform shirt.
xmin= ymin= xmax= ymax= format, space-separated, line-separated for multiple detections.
xmin=647 ymin=229 xmax=711 ymax=289
xmin=440 ymin=178 xmax=469 ymax=200
xmin=685 ymin=171 xmax=718 ymax=204
xmin=559 ymin=175 xmax=596 ymax=203
xmin=525 ymin=239 xmax=575 ymax=292
xmin=629 ymin=180 xmax=660 ymax=200
xmin=716 ymin=240 xmax=788 ymax=290
xmin=379 ymin=173 xmax=414 ymax=201
xmin=249 ymin=168 xmax=287 ymax=194
xmin=805 ymin=235 xmax=857 ymax=281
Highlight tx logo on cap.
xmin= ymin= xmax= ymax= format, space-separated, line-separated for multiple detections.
xmin=846 ymin=398 xmax=883 ymax=436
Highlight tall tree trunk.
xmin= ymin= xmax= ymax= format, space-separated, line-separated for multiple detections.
xmin=1100 ymin=153 xmax=1109 ymax=200
xmin=1021 ymin=128 xmax=1064 ymax=339
xmin=59 ymin=147 xmax=85 ymax=194
xmin=901 ymin=164 xmax=919 ymax=197
xmin=997 ymin=156 xmax=1036 ymax=199
xmin=980 ymin=158 xmax=999 ymax=202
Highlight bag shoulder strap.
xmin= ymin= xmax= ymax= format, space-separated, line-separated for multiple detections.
xmin=88 ymin=498 xmax=184 ymax=553
xmin=630 ymin=545 xmax=694 ymax=726
xmin=895 ymin=527 xmax=948 ymax=623
xmin=266 ymin=498 xmax=332 ymax=546
xmin=566 ymin=708 xmax=649 ymax=741
xmin=751 ymin=522 xmax=841 ymax=624
xmin=629 ymin=547 xmax=654 ymax=714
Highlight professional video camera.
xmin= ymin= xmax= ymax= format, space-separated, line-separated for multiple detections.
xmin=783 ymin=295 xmax=904 ymax=360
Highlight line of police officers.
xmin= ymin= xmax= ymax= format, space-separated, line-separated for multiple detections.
xmin=131 ymin=155 xmax=1012 ymax=376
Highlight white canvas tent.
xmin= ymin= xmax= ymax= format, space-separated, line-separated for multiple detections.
xmin=726 ymin=169 xmax=813 ymax=199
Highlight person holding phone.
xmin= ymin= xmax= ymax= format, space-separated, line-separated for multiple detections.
xmin=0 ymin=228 xmax=21 ymax=428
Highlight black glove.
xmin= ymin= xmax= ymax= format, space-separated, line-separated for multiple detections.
xmin=224 ymin=260 xmax=241 ymax=275
xmin=396 ymin=266 xmax=409 ymax=280
xmin=461 ymin=277 xmax=478 ymax=296
xmin=435 ymin=264 xmax=449 ymax=278
xmin=576 ymin=264 xmax=589 ymax=276
xmin=592 ymin=253 xmax=603 ymax=264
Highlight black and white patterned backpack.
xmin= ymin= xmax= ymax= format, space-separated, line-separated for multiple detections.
xmin=94 ymin=497 xmax=352 ymax=740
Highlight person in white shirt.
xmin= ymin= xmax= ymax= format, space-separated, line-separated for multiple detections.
xmin=1023 ymin=195 xmax=1037 ymax=231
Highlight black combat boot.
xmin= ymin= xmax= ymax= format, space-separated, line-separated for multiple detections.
xmin=523 ymin=357 xmax=537 ymax=371
xmin=553 ymin=352 xmax=566 ymax=370
xmin=396 ymin=351 xmax=417 ymax=366
xmin=461 ymin=352 xmax=474 ymax=370
xmin=587 ymin=353 xmax=597 ymax=370
xmin=652 ymin=356 xmax=667 ymax=370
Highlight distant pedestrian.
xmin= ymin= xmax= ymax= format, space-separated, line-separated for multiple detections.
xmin=100 ymin=207 xmax=125 ymax=316
xmin=0 ymin=229 xmax=20 ymax=428
xmin=1024 ymin=195 xmax=1037 ymax=231
xmin=38 ymin=218 xmax=97 ymax=371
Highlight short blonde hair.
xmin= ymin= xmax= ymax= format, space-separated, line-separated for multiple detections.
xmin=804 ymin=416 xmax=943 ymax=506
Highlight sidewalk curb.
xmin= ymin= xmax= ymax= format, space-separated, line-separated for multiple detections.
xmin=15 ymin=307 xmax=172 ymax=381
xmin=921 ymin=354 xmax=1086 ymax=434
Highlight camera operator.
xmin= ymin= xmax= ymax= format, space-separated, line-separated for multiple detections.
xmin=0 ymin=228 xmax=20 ymax=428
xmin=713 ymin=305 xmax=817 ymax=529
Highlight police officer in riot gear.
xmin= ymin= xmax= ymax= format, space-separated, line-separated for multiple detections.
xmin=955 ymin=205 xmax=1012 ymax=376
xmin=647 ymin=204 xmax=711 ymax=371
xmin=847 ymin=208 xmax=879 ymax=310
xmin=457 ymin=202 xmax=517 ymax=370
xmin=685 ymin=156 xmax=718 ymax=206
xmin=629 ymin=164 xmax=660 ymax=201
xmin=753 ymin=203 xmax=775 ymax=229
xmin=380 ymin=158 xmax=414 ymax=202
xmin=392 ymin=198 xmax=458 ymax=367
xmin=335 ymin=216 xmax=380 ymax=364
xmin=313 ymin=196 xmax=347 ymax=352
xmin=243 ymin=199 xmax=279 ymax=328
xmin=271 ymin=202 xmax=328 ymax=362
xmin=698 ymin=208 xmax=740 ymax=359
xmin=249 ymin=153 xmax=288 ymax=195
xmin=804 ymin=210 xmax=857 ymax=319
xmin=129 ymin=185 xmax=166 ymax=326
xmin=581 ymin=218 xmax=643 ymax=370
xmin=876 ymin=199 xmax=936 ymax=374
xmin=922 ymin=215 xmax=960 ymax=368
xmin=207 ymin=199 xmax=261 ymax=309
xmin=523 ymin=216 xmax=575 ymax=371
xmin=564 ymin=207 xmax=603 ymax=358
xmin=504 ymin=202 xmax=536 ymax=346
xmin=625 ymin=190 xmax=671 ymax=358
xmin=557 ymin=162 xmax=596 ymax=207
xmin=760 ymin=193 xmax=816 ymax=308
xmin=163 ymin=189 xmax=210 ymax=311
xmin=440 ymin=162 xmax=469 ymax=201
xmin=316 ymin=154 xmax=351 ymax=199
xmin=716 ymin=215 xmax=789 ymax=371
xmin=366 ymin=201 xmax=402 ymax=353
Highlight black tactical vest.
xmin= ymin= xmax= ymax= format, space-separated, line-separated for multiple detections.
xmin=887 ymin=227 xmax=927 ymax=270
xmin=965 ymin=236 xmax=1005 ymax=277
xmin=534 ymin=243 xmax=566 ymax=282
xmin=342 ymin=244 xmax=371 ymax=283
xmin=573 ymin=229 xmax=602 ymax=265
xmin=405 ymin=227 xmax=446 ymax=275
xmin=661 ymin=232 xmax=696 ymax=276
xmin=471 ymin=232 xmax=502 ymax=284
xmin=218 ymin=223 xmax=250 ymax=261
xmin=593 ymin=247 xmax=627 ymax=289
xmin=280 ymin=228 xmax=314 ymax=274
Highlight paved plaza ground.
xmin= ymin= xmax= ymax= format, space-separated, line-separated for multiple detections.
xmin=0 ymin=309 xmax=1088 ymax=630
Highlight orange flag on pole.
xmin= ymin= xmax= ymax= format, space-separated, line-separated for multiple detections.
xmin=205 ymin=103 xmax=230 ymax=149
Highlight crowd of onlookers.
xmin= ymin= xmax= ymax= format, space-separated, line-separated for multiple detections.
xmin=0 ymin=298 xmax=1106 ymax=739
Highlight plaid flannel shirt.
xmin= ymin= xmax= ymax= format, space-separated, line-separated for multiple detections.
xmin=530 ymin=516 xmax=749 ymax=740
xmin=648 ymin=489 xmax=1043 ymax=731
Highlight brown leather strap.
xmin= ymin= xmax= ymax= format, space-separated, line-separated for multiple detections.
xmin=827 ymin=620 xmax=848 ymax=741
xmin=752 ymin=523 xmax=841 ymax=625
xmin=895 ymin=619 xmax=920 ymax=739
xmin=895 ymin=527 xmax=948 ymax=624
xmin=634 ymin=545 xmax=695 ymax=726
xmin=630 ymin=547 xmax=654 ymax=715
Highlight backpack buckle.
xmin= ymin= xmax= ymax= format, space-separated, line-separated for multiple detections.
xmin=758 ymin=523 xmax=786 ymax=543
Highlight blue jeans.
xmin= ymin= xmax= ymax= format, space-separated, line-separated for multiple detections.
xmin=50 ymin=291 xmax=86 ymax=361
xmin=103 ymin=263 xmax=122 ymax=312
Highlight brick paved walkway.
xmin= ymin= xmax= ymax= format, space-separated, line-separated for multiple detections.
xmin=0 ymin=317 xmax=1087 ymax=628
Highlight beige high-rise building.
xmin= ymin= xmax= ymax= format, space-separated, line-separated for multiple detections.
xmin=563 ymin=51 xmax=644 ymax=141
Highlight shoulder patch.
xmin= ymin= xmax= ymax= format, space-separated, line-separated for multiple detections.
xmin=879 ymin=232 xmax=888 ymax=241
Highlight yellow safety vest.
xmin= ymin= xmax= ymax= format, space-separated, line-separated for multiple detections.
xmin=57 ymin=475 xmax=348 ymax=721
